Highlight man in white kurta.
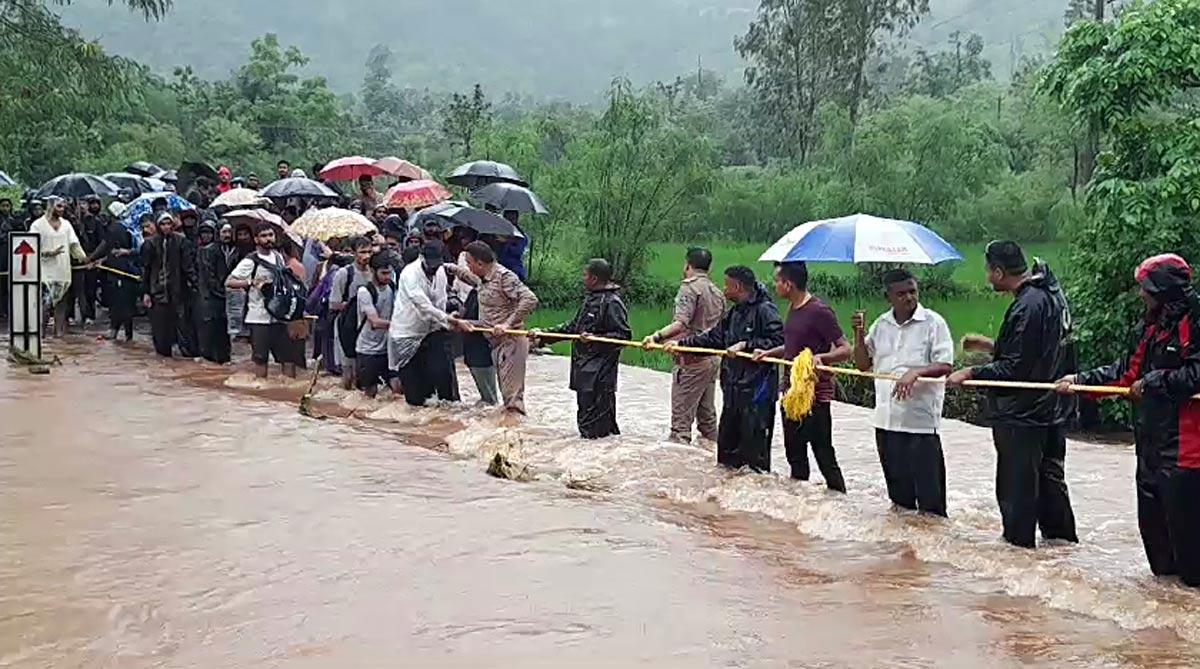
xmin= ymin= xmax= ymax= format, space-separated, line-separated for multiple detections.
xmin=28 ymin=198 xmax=87 ymax=336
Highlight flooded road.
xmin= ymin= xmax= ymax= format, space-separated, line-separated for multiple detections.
xmin=2 ymin=338 xmax=1199 ymax=667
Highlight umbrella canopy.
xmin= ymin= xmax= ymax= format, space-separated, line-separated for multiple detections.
xmin=0 ymin=171 xmax=16 ymax=187
xmin=318 ymin=156 xmax=383 ymax=182
xmin=103 ymin=172 xmax=158 ymax=196
xmin=35 ymin=173 xmax=120 ymax=199
xmin=259 ymin=177 xmax=339 ymax=199
xmin=210 ymin=187 xmax=270 ymax=210
xmin=374 ymin=156 xmax=431 ymax=182
xmin=222 ymin=208 xmax=302 ymax=249
xmin=410 ymin=202 xmax=523 ymax=238
xmin=470 ymin=182 xmax=549 ymax=215
xmin=384 ymin=179 xmax=452 ymax=210
xmin=759 ymin=213 xmax=962 ymax=265
xmin=120 ymin=192 xmax=196 ymax=225
xmin=152 ymin=169 xmax=178 ymax=184
xmin=447 ymin=160 xmax=528 ymax=189
xmin=177 ymin=161 xmax=219 ymax=195
xmin=125 ymin=161 xmax=162 ymax=177
xmin=290 ymin=207 xmax=377 ymax=241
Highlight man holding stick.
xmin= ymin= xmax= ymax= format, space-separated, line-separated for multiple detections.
xmin=948 ymin=240 xmax=1078 ymax=548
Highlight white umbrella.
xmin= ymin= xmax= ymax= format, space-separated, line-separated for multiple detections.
xmin=759 ymin=213 xmax=963 ymax=265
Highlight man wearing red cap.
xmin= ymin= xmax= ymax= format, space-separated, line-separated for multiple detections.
xmin=1059 ymin=253 xmax=1200 ymax=587
xmin=216 ymin=166 xmax=233 ymax=194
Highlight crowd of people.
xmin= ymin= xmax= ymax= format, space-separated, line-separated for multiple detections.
xmin=3 ymin=161 xmax=1199 ymax=589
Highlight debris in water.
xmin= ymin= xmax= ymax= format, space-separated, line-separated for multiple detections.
xmin=486 ymin=452 xmax=532 ymax=482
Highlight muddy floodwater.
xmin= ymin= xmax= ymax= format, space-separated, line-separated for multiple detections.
xmin=2 ymin=337 xmax=1200 ymax=667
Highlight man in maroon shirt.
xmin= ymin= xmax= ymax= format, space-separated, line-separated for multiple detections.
xmin=754 ymin=262 xmax=852 ymax=491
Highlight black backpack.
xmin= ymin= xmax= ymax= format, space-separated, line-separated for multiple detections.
xmin=251 ymin=253 xmax=309 ymax=322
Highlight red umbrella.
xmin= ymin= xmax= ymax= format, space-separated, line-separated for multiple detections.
xmin=384 ymin=179 xmax=452 ymax=210
xmin=374 ymin=156 xmax=432 ymax=182
xmin=318 ymin=156 xmax=383 ymax=182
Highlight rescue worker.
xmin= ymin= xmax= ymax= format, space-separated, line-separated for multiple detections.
xmin=1058 ymin=254 xmax=1200 ymax=586
xmin=948 ymin=240 xmax=1078 ymax=548
xmin=536 ymin=259 xmax=631 ymax=439
xmin=673 ymin=265 xmax=784 ymax=472
xmin=642 ymin=247 xmax=727 ymax=444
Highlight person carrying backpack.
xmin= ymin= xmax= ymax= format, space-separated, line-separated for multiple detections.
xmin=330 ymin=236 xmax=375 ymax=390
xmin=356 ymin=253 xmax=400 ymax=398
xmin=226 ymin=223 xmax=298 ymax=380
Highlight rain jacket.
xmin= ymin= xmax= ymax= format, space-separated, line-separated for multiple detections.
xmin=680 ymin=282 xmax=784 ymax=408
xmin=1077 ymin=274 xmax=1200 ymax=470
xmin=549 ymin=283 xmax=632 ymax=393
xmin=141 ymin=231 xmax=197 ymax=304
xmin=196 ymin=224 xmax=232 ymax=302
xmin=973 ymin=261 xmax=1077 ymax=427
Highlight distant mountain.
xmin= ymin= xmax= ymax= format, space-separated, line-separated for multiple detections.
xmin=60 ymin=0 xmax=1068 ymax=101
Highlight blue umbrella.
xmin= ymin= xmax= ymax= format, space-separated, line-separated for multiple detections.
xmin=121 ymin=192 xmax=196 ymax=245
xmin=759 ymin=213 xmax=962 ymax=265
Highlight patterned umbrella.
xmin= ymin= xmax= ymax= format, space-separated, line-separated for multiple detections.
xmin=210 ymin=187 xmax=270 ymax=210
xmin=384 ymin=179 xmax=452 ymax=210
xmin=290 ymin=207 xmax=378 ymax=241
xmin=374 ymin=156 xmax=432 ymax=182
xmin=318 ymin=156 xmax=384 ymax=182
xmin=120 ymin=191 xmax=196 ymax=246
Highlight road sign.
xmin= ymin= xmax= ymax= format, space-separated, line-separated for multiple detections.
xmin=9 ymin=232 xmax=42 ymax=360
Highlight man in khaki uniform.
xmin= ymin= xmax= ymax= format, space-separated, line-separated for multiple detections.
xmin=455 ymin=240 xmax=540 ymax=414
xmin=644 ymin=248 xmax=726 ymax=443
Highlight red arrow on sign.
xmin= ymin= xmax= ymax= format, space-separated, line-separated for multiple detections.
xmin=14 ymin=240 xmax=35 ymax=275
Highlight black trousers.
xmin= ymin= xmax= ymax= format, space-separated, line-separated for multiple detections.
xmin=875 ymin=429 xmax=947 ymax=516
xmin=783 ymin=402 xmax=846 ymax=491
xmin=65 ymin=268 xmax=98 ymax=322
xmin=149 ymin=300 xmax=185 ymax=357
xmin=716 ymin=400 xmax=773 ymax=472
xmin=399 ymin=331 xmax=459 ymax=406
xmin=197 ymin=297 xmax=231 ymax=364
xmin=577 ymin=388 xmax=619 ymax=439
xmin=992 ymin=425 xmax=1078 ymax=548
xmin=175 ymin=297 xmax=198 ymax=358
xmin=1137 ymin=464 xmax=1200 ymax=586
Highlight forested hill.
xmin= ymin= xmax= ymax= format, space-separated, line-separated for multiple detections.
xmin=61 ymin=0 xmax=1066 ymax=100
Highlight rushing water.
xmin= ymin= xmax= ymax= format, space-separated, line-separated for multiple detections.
xmin=2 ymin=336 xmax=1199 ymax=667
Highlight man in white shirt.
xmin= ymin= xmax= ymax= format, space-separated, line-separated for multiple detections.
xmin=226 ymin=224 xmax=295 ymax=380
xmin=852 ymin=268 xmax=954 ymax=517
xmin=389 ymin=240 xmax=469 ymax=406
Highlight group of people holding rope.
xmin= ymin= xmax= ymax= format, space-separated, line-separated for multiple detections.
xmin=14 ymin=196 xmax=1200 ymax=587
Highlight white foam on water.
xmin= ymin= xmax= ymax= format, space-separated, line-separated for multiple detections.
xmin=298 ymin=355 xmax=1200 ymax=642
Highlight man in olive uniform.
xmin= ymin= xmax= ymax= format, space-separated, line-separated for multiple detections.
xmin=643 ymin=247 xmax=727 ymax=444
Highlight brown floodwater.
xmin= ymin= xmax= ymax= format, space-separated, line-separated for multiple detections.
xmin=2 ymin=335 xmax=1199 ymax=667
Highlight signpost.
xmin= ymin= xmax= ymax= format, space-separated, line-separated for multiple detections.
xmin=9 ymin=232 xmax=41 ymax=360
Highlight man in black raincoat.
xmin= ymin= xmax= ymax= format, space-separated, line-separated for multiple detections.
xmin=141 ymin=212 xmax=198 ymax=357
xmin=195 ymin=221 xmax=232 ymax=363
xmin=539 ymin=259 xmax=632 ymax=439
xmin=949 ymin=240 xmax=1078 ymax=549
xmin=1059 ymin=254 xmax=1200 ymax=586
xmin=674 ymin=266 xmax=784 ymax=472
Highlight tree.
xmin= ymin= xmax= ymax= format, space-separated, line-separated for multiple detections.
xmin=441 ymin=84 xmax=492 ymax=157
xmin=1039 ymin=0 xmax=1200 ymax=402
xmin=361 ymin=44 xmax=402 ymax=119
xmin=554 ymin=80 xmax=717 ymax=283
xmin=830 ymin=0 xmax=930 ymax=125
xmin=904 ymin=32 xmax=992 ymax=98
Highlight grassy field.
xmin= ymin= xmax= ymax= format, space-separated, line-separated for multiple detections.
xmin=528 ymin=240 xmax=1067 ymax=372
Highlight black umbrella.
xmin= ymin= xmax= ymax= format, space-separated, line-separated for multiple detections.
xmin=259 ymin=177 xmax=339 ymax=199
xmin=125 ymin=161 xmax=162 ymax=177
xmin=446 ymin=160 xmax=528 ymax=189
xmin=152 ymin=169 xmax=178 ymax=184
xmin=0 ymin=171 xmax=16 ymax=187
xmin=34 ymin=173 xmax=120 ymax=199
xmin=409 ymin=201 xmax=523 ymax=237
xmin=470 ymin=182 xmax=549 ymax=215
xmin=103 ymin=172 xmax=157 ymax=195
xmin=177 ymin=161 xmax=220 ymax=195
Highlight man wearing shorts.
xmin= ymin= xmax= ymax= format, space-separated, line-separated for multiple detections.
xmin=226 ymin=224 xmax=296 ymax=379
